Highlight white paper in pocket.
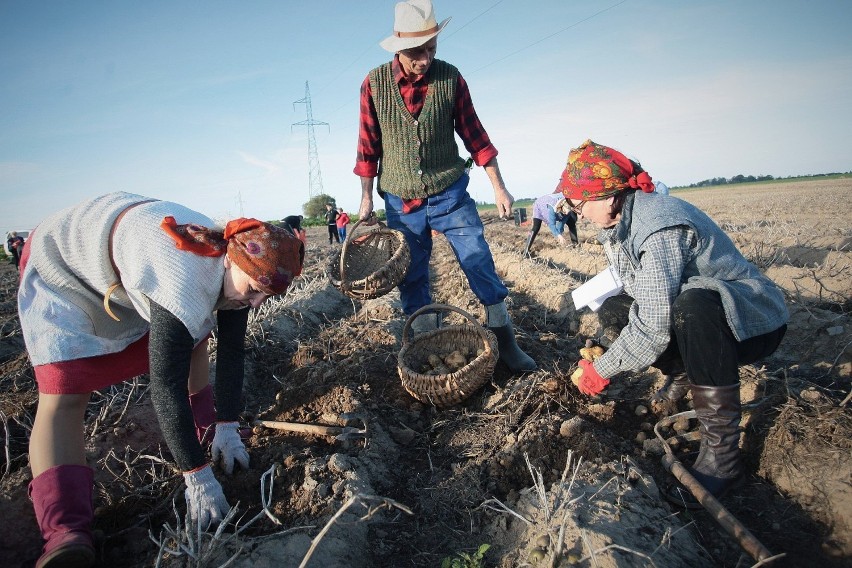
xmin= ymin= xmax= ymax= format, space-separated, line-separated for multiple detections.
xmin=571 ymin=266 xmax=624 ymax=312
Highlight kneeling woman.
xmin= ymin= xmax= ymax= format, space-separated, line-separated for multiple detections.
xmin=560 ymin=141 xmax=788 ymax=507
xmin=18 ymin=192 xmax=304 ymax=567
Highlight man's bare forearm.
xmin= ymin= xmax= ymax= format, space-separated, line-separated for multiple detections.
xmin=484 ymin=158 xmax=514 ymax=218
xmin=359 ymin=176 xmax=375 ymax=219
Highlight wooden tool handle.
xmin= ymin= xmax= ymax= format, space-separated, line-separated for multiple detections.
xmin=253 ymin=420 xmax=341 ymax=436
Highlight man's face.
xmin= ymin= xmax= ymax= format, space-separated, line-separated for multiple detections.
xmin=398 ymin=38 xmax=437 ymax=77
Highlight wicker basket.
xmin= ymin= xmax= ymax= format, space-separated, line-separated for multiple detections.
xmin=330 ymin=217 xmax=410 ymax=300
xmin=398 ymin=304 xmax=499 ymax=408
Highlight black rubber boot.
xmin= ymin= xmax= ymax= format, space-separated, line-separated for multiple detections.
xmin=665 ymin=383 xmax=744 ymax=509
xmin=410 ymin=312 xmax=441 ymax=335
xmin=486 ymin=302 xmax=536 ymax=373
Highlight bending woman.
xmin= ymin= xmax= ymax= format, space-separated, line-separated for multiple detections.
xmin=560 ymin=141 xmax=787 ymax=508
xmin=18 ymin=192 xmax=304 ymax=568
xmin=522 ymin=192 xmax=579 ymax=256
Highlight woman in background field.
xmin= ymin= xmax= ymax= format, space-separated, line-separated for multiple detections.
xmin=336 ymin=207 xmax=351 ymax=242
xmin=18 ymin=192 xmax=303 ymax=568
xmin=521 ymin=192 xmax=578 ymax=257
xmin=560 ymin=140 xmax=788 ymax=508
xmin=7 ymin=231 xmax=26 ymax=270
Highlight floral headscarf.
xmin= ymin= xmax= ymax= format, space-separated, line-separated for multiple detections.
xmin=161 ymin=216 xmax=304 ymax=295
xmin=556 ymin=139 xmax=655 ymax=201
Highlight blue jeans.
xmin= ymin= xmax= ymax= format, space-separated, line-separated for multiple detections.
xmin=383 ymin=174 xmax=508 ymax=315
xmin=546 ymin=209 xmax=578 ymax=243
xmin=338 ymin=227 xmax=347 ymax=241
xmin=546 ymin=208 xmax=564 ymax=237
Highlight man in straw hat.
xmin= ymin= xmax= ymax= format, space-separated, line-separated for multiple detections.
xmin=353 ymin=0 xmax=535 ymax=373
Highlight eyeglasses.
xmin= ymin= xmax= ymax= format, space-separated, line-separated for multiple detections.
xmin=566 ymin=198 xmax=587 ymax=216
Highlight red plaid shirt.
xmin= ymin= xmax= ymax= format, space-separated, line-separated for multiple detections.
xmin=353 ymin=56 xmax=498 ymax=178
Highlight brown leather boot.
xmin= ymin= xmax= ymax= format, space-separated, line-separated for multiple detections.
xmin=29 ymin=465 xmax=96 ymax=568
xmin=652 ymin=372 xmax=691 ymax=404
xmin=665 ymin=383 xmax=744 ymax=509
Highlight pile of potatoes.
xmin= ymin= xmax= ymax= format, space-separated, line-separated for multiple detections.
xmin=570 ymin=339 xmax=606 ymax=385
xmin=419 ymin=346 xmax=484 ymax=375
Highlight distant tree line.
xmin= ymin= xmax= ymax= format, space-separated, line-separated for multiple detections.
xmin=285 ymin=171 xmax=851 ymax=221
xmin=280 ymin=193 xmax=383 ymax=227
xmin=686 ymin=171 xmax=851 ymax=188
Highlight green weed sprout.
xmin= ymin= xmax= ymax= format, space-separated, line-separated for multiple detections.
xmin=441 ymin=543 xmax=491 ymax=568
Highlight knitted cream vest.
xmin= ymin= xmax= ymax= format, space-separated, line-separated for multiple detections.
xmin=20 ymin=192 xmax=224 ymax=365
xmin=369 ymin=59 xmax=466 ymax=198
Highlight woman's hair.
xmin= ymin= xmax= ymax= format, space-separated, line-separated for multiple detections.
xmin=607 ymin=159 xmax=644 ymax=219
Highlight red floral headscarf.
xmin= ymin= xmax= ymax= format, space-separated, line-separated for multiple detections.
xmin=556 ymin=139 xmax=655 ymax=201
xmin=161 ymin=217 xmax=304 ymax=295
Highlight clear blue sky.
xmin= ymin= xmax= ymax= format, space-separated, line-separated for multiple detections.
xmin=2 ymin=0 xmax=851 ymax=232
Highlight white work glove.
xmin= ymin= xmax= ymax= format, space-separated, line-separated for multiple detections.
xmin=183 ymin=464 xmax=230 ymax=528
xmin=211 ymin=421 xmax=250 ymax=475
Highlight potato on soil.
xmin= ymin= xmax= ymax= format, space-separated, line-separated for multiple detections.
xmin=528 ymin=547 xmax=546 ymax=563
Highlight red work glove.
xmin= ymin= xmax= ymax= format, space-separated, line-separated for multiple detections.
xmin=577 ymin=359 xmax=610 ymax=396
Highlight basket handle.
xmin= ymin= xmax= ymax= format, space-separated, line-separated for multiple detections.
xmin=339 ymin=214 xmax=386 ymax=285
xmin=401 ymin=303 xmax=493 ymax=352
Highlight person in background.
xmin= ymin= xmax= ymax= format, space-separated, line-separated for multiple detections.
xmin=336 ymin=207 xmax=351 ymax=242
xmin=353 ymin=0 xmax=535 ymax=372
xmin=7 ymin=231 xmax=26 ymax=270
xmin=655 ymin=181 xmax=670 ymax=195
xmin=522 ymin=192 xmax=579 ymax=256
xmin=325 ymin=203 xmax=340 ymax=244
xmin=18 ymin=192 xmax=304 ymax=567
xmin=282 ymin=215 xmax=307 ymax=247
xmin=560 ymin=140 xmax=787 ymax=508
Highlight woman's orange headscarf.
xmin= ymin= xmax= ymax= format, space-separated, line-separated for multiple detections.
xmin=161 ymin=217 xmax=304 ymax=295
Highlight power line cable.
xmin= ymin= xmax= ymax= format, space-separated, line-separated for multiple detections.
xmin=322 ymin=1 xmax=628 ymax=116
xmin=313 ymin=3 xmax=388 ymax=98
xmin=468 ymin=0 xmax=629 ymax=75
xmin=442 ymin=0 xmax=506 ymax=41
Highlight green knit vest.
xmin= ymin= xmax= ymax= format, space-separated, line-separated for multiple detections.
xmin=369 ymin=59 xmax=466 ymax=198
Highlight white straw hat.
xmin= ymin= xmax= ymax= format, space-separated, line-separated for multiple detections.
xmin=379 ymin=0 xmax=451 ymax=53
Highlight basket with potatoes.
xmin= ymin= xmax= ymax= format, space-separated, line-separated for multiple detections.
xmin=398 ymin=304 xmax=499 ymax=408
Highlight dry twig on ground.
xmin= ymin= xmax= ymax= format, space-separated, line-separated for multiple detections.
xmin=297 ymin=493 xmax=413 ymax=568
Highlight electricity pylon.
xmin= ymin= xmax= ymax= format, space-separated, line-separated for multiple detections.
xmin=292 ymin=81 xmax=329 ymax=199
